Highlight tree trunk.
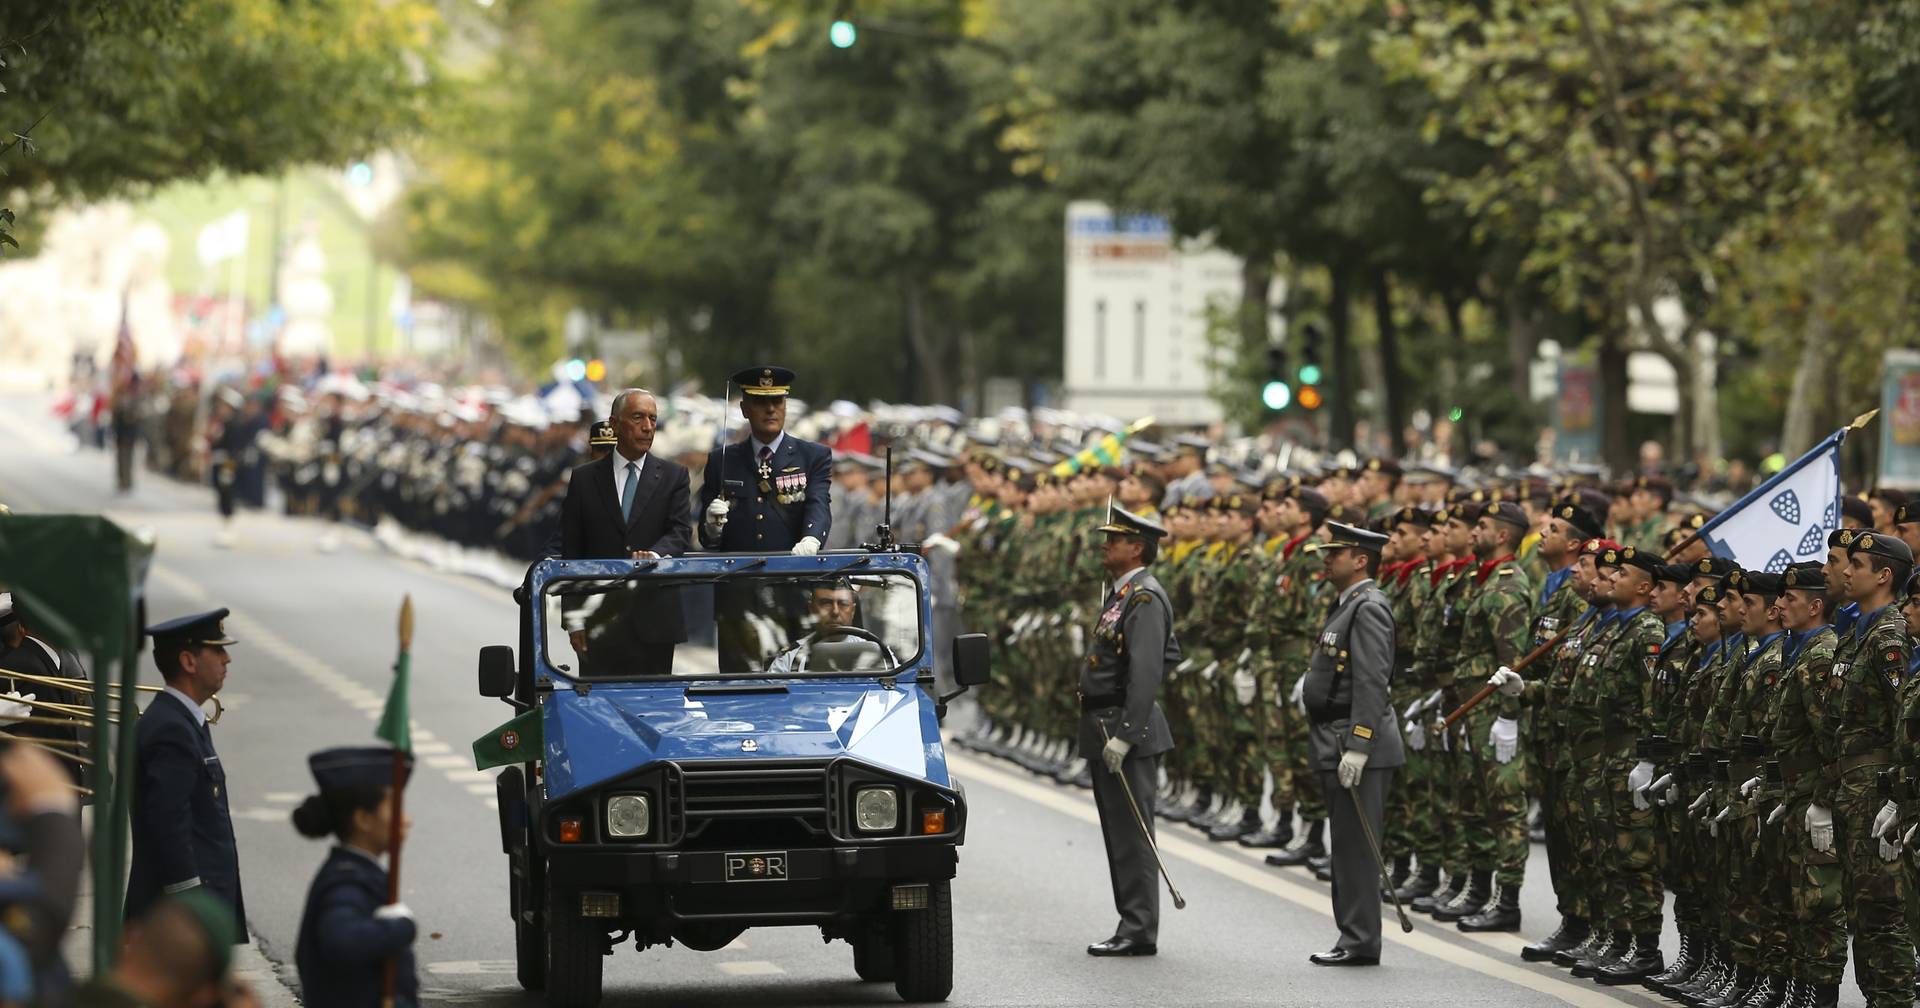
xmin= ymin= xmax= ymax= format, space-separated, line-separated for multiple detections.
xmin=1502 ymin=287 xmax=1537 ymax=407
xmin=1692 ymin=326 xmax=1722 ymax=462
xmin=1372 ymin=268 xmax=1405 ymax=458
xmin=1781 ymin=280 xmax=1835 ymax=457
xmin=1329 ymin=263 xmax=1355 ymax=451
xmin=1597 ymin=330 xmax=1632 ymax=473
xmin=1240 ymin=257 xmax=1272 ymax=354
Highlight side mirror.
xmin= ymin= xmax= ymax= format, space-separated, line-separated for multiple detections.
xmin=951 ymin=633 xmax=990 ymax=689
xmin=478 ymin=645 xmax=516 ymax=698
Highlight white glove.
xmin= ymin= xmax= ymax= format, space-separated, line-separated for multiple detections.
xmin=790 ymin=535 xmax=821 ymax=557
xmin=1805 ymin=804 xmax=1834 ymax=853
xmin=1489 ymin=666 xmax=1523 ymax=697
xmin=0 ymin=692 xmax=35 ymax=723
xmin=1405 ymin=720 xmax=1426 ymax=751
xmin=1740 ymin=775 xmax=1763 ymax=798
xmin=1068 ymin=625 xmax=1085 ymax=655
xmin=1231 ymin=667 xmax=1257 ymax=705
xmin=1199 ymin=660 xmax=1219 ymax=682
xmin=1337 ymin=749 xmax=1368 ymax=789
xmin=1688 ymin=790 xmax=1712 ymax=817
xmin=1767 ymin=803 xmax=1786 ymax=825
xmin=1404 ymin=697 xmax=1425 ymax=722
xmin=1629 ymin=762 xmax=1656 ymax=810
xmin=1906 ymin=823 xmax=1919 ymax=848
xmin=1489 ymin=716 xmax=1519 ymax=764
xmin=1102 ymin=736 xmax=1131 ymax=774
xmin=704 ymin=498 xmax=730 ymax=536
xmin=1875 ymin=799 xmax=1901 ymax=841
xmin=1882 ymin=837 xmax=1901 ymax=862
xmin=374 ymin=903 xmax=414 ymax=921
xmin=1290 ymin=674 xmax=1307 ymax=714
xmin=921 ymin=533 xmax=959 ymax=555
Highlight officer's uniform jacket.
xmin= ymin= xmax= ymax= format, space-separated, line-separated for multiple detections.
xmin=125 ymin=690 xmax=245 ymax=934
xmin=696 ymin=434 xmax=833 ymax=551
xmin=1077 ymin=568 xmax=1179 ymax=760
xmin=296 ymin=846 xmax=419 ymax=1008
xmin=1303 ymin=578 xmax=1404 ymax=771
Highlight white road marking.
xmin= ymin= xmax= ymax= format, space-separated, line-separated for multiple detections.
xmin=947 ymin=752 xmax=1663 ymax=1008
xmin=414 ymin=740 xmax=452 ymax=754
xmin=425 ymin=960 xmax=517 ymax=975
xmin=715 ymin=961 xmax=785 ymax=977
xmin=465 ymin=783 xmax=496 ymax=795
xmin=262 ymin=792 xmax=304 ymax=803
xmin=425 ymin=754 xmax=469 ymax=768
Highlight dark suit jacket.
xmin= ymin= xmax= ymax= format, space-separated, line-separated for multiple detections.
xmin=1304 ymin=581 xmax=1404 ymax=770
xmin=296 ymin=846 xmax=418 ymax=1008
xmin=125 ymin=691 xmax=246 ymax=937
xmin=559 ymin=451 xmax=694 ymax=645
xmin=695 ymin=435 xmax=833 ymax=551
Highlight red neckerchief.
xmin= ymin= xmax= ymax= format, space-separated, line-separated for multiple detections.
xmin=1398 ymin=555 xmax=1428 ymax=586
xmin=1428 ymin=557 xmax=1455 ymax=587
xmin=1476 ymin=553 xmax=1517 ymax=585
xmin=1282 ymin=531 xmax=1312 ymax=560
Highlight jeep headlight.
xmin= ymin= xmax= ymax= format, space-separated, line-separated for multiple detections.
xmin=854 ymin=786 xmax=899 ymax=833
xmin=606 ymin=794 xmax=651 ymax=838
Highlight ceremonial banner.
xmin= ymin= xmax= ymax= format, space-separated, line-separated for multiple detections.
xmin=1879 ymin=348 xmax=1920 ymax=490
xmin=1698 ymin=428 xmax=1846 ymax=573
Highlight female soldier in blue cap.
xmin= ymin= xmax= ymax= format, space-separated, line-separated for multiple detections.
xmin=293 ymin=747 xmax=417 ymax=1007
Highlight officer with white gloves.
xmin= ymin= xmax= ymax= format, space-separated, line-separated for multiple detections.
xmin=695 ymin=365 xmax=834 ymax=555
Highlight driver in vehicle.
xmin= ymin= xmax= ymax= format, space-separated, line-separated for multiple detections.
xmin=768 ymin=579 xmax=893 ymax=673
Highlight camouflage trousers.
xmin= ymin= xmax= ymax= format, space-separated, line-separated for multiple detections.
xmin=1270 ymin=666 xmax=1324 ymax=823
xmin=1538 ymin=751 xmax=1587 ymax=921
xmin=1444 ymin=707 xmax=1496 ymax=878
xmin=1784 ymin=798 xmax=1848 ymax=986
xmin=1597 ymin=753 xmax=1661 ymax=935
xmin=1472 ymin=714 xmax=1530 ymax=889
xmin=1727 ymin=805 xmax=1792 ymax=970
xmin=1391 ymin=722 xmax=1442 ymax=867
xmin=1838 ymin=792 xmax=1914 ymax=1008
xmin=1660 ymin=781 xmax=1699 ymax=930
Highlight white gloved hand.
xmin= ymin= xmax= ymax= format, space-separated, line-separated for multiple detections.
xmin=704 ymin=498 xmax=731 ymax=536
xmin=0 ymin=692 xmax=35 ymax=724
xmin=1629 ymin=761 xmax=1656 ymax=810
xmin=1740 ymin=775 xmax=1763 ymax=798
xmin=1805 ymin=803 xmax=1834 ymax=853
xmin=1337 ymin=748 xmax=1369 ymax=789
xmin=1405 ymin=720 xmax=1426 ymax=751
xmin=1882 ymin=837 xmax=1901 ymax=862
xmin=374 ymin=903 xmax=414 ymax=921
xmin=1199 ymin=660 xmax=1219 ymax=682
xmin=790 ymin=535 xmax=821 ymax=557
xmin=1231 ymin=666 xmax=1257 ymax=705
xmin=1906 ymin=823 xmax=1919 ymax=848
xmin=1404 ymin=697 xmax=1425 ymax=722
xmin=1874 ymin=799 xmax=1901 ymax=841
xmin=1767 ymin=803 xmax=1786 ymax=825
xmin=1290 ymin=674 xmax=1307 ymax=714
xmin=1489 ymin=666 xmax=1523 ymax=697
xmin=1068 ymin=625 xmax=1085 ymax=655
xmin=1688 ymin=790 xmax=1712 ymax=817
xmin=1489 ymin=716 xmax=1519 ymax=764
xmin=1102 ymin=736 xmax=1131 ymax=774
xmin=920 ymin=533 xmax=960 ymax=555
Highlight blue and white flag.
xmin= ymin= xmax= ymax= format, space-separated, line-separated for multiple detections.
xmin=1698 ymin=428 xmax=1848 ymax=573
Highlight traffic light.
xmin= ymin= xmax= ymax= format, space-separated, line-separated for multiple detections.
xmin=829 ymin=19 xmax=858 ymax=47
xmin=1298 ymin=385 xmax=1324 ymax=411
xmin=1297 ymin=363 xmax=1322 ymax=385
xmin=1262 ymin=345 xmax=1290 ymax=411
xmin=346 ymin=160 xmax=374 ymax=187
xmin=585 ymin=359 xmax=607 ymax=383
xmin=565 ymin=358 xmax=587 ymax=383
xmin=1296 ymin=322 xmax=1325 ymax=410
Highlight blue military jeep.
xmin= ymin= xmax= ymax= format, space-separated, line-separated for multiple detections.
xmin=477 ymin=548 xmax=989 ymax=1008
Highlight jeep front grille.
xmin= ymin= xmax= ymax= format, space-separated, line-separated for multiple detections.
xmin=676 ymin=760 xmax=829 ymax=847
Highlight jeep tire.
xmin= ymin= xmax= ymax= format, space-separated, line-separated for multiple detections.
xmin=546 ymin=888 xmax=605 ymax=1008
xmin=852 ymin=916 xmax=896 ymax=982
xmin=891 ymin=880 xmax=953 ymax=1002
xmin=511 ymin=852 xmax=545 ymax=991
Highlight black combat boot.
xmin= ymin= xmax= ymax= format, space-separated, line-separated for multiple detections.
xmin=1702 ymin=965 xmax=1756 ymax=1008
xmin=1383 ymin=854 xmax=1412 ymax=893
xmin=1410 ymin=871 xmax=1462 ymax=914
xmin=1594 ymin=933 xmax=1663 ymax=986
xmin=1209 ymin=806 xmax=1262 ymax=842
xmin=1520 ymin=915 xmax=1588 ymax=963
xmin=1394 ymin=863 xmax=1440 ymax=904
xmin=1550 ymin=926 xmax=1607 ymax=968
xmin=1309 ymin=855 xmax=1333 ymax=882
xmin=1735 ymin=973 xmax=1786 ymax=1008
xmin=1264 ymin=819 xmax=1325 ymax=867
xmin=1671 ymin=946 xmax=1727 ymax=1002
xmin=1772 ymin=979 xmax=1805 ymax=1008
xmin=1570 ymin=931 xmax=1629 ymax=978
xmin=1430 ymin=869 xmax=1491 ymax=923
xmin=1643 ymin=930 xmax=1698 ymax=995
xmin=1237 ymin=814 xmax=1294 ymax=849
xmin=1803 ymin=982 xmax=1838 ymax=1008
xmin=1456 ymin=881 xmax=1520 ymax=932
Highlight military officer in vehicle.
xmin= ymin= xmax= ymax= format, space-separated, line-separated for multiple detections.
xmin=1302 ymin=521 xmax=1402 ymax=966
xmin=697 ymin=365 xmax=834 ymax=555
xmin=1081 ymin=505 xmax=1180 ymax=959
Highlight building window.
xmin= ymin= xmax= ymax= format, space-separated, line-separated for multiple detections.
xmin=1133 ymin=300 xmax=1147 ymax=380
xmin=1093 ymin=298 xmax=1107 ymax=380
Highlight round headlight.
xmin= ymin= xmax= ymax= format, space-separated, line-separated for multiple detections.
xmin=606 ymin=794 xmax=651 ymax=838
xmin=855 ymin=786 xmax=899 ymax=832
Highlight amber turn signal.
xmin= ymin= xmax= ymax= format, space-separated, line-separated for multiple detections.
xmin=920 ymin=809 xmax=947 ymax=835
xmin=559 ymin=816 xmax=585 ymax=843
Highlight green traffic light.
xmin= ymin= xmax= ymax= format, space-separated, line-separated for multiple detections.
xmin=1262 ymin=380 xmax=1292 ymax=411
xmin=1448 ymin=406 xmax=1464 ymax=423
xmin=1297 ymin=363 xmax=1322 ymax=385
xmin=829 ymin=19 xmax=857 ymax=48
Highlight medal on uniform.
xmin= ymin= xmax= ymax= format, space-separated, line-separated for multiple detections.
xmin=757 ymin=457 xmax=773 ymax=493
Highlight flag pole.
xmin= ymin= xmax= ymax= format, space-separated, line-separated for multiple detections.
xmin=381 ymin=595 xmax=414 ymax=1008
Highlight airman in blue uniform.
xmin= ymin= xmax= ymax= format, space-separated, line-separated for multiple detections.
xmin=698 ymin=366 xmax=833 ymax=555
xmin=294 ymin=746 xmax=418 ymax=1008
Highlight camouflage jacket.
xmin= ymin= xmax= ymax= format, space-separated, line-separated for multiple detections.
xmin=1768 ymin=625 xmax=1840 ymax=806
xmin=1830 ymin=605 xmax=1908 ymax=800
xmin=1456 ymin=556 xmax=1533 ymax=700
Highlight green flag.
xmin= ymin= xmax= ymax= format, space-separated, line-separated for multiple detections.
xmin=376 ymin=597 xmax=413 ymax=752
xmin=473 ymin=709 xmax=542 ymax=770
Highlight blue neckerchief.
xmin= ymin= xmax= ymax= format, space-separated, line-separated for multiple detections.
xmin=1836 ymin=601 xmax=1861 ymax=636
xmin=1851 ymin=603 xmax=1892 ymax=645
xmin=1539 ymin=565 xmax=1573 ymax=609
xmin=1741 ymin=630 xmax=1785 ymax=671
xmin=1593 ymin=605 xmax=1621 ymax=628
xmin=1614 ymin=604 xmax=1648 ymax=624
xmin=1698 ymin=640 xmax=1724 ymax=668
xmin=1723 ymin=631 xmax=1748 ymax=661
xmin=1663 ymin=620 xmax=1690 ymax=651
xmin=1783 ymin=624 xmax=1834 ymax=670
xmin=1908 ymin=649 xmax=1920 ymax=680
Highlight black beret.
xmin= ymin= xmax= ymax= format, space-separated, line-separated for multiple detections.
xmin=1392 ymin=506 xmax=1435 ymax=529
xmin=1740 ymin=571 xmax=1784 ymax=597
xmin=1549 ymin=500 xmax=1606 ymax=539
xmin=1654 ymin=563 xmax=1693 ymax=585
xmin=1691 ymin=556 xmax=1733 ymax=579
xmin=1841 ymin=496 xmax=1875 ymax=527
xmin=1848 ymin=529 xmax=1915 ymax=566
xmin=1599 ymin=545 xmax=1660 ymax=574
xmin=1782 ymin=562 xmax=1827 ymax=592
xmin=1695 ymin=582 xmax=1725 ymax=606
xmin=1483 ymin=500 xmax=1531 ymax=531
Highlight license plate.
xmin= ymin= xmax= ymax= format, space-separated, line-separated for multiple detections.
xmin=724 ymin=851 xmax=789 ymax=882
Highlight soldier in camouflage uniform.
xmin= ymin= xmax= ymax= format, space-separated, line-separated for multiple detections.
xmin=1422 ymin=502 xmax=1486 ymax=920
xmin=1381 ymin=508 xmax=1437 ymax=893
xmin=1263 ymin=487 xmax=1333 ymax=867
xmin=1718 ymin=569 xmax=1794 ymax=1002
xmin=1239 ymin=480 xmax=1305 ymax=850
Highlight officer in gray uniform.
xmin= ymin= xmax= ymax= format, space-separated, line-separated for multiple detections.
xmin=1081 ymin=504 xmax=1180 ymax=958
xmin=1302 ymin=521 xmax=1403 ymax=967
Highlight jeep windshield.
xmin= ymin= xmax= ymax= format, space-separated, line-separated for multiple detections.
xmin=539 ymin=569 xmax=924 ymax=680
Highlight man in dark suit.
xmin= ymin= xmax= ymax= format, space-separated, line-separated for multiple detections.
xmin=126 ymin=609 xmax=246 ymax=942
xmin=697 ymin=365 xmax=833 ymax=555
xmin=1302 ymin=522 xmax=1403 ymax=967
xmin=1080 ymin=505 xmax=1179 ymax=958
xmin=558 ymin=389 xmax=695 ymax=677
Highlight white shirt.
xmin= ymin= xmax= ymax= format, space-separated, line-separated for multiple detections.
xmin=751 ymin=432 xmax=786 ymax=462
xmin=1337 ymin=577 xmax=1377 ymax=608
xmin=162 ymin=685 xmax=209 ymax=727
xmin=612 ymin=450 xmax=647 ymax=513
xmin=1112 ymin=566 xmax=1146 ymax=597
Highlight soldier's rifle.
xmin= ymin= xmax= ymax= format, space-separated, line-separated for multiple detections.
xmin=1437 ymin=626 xmax=1572 ymax=730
